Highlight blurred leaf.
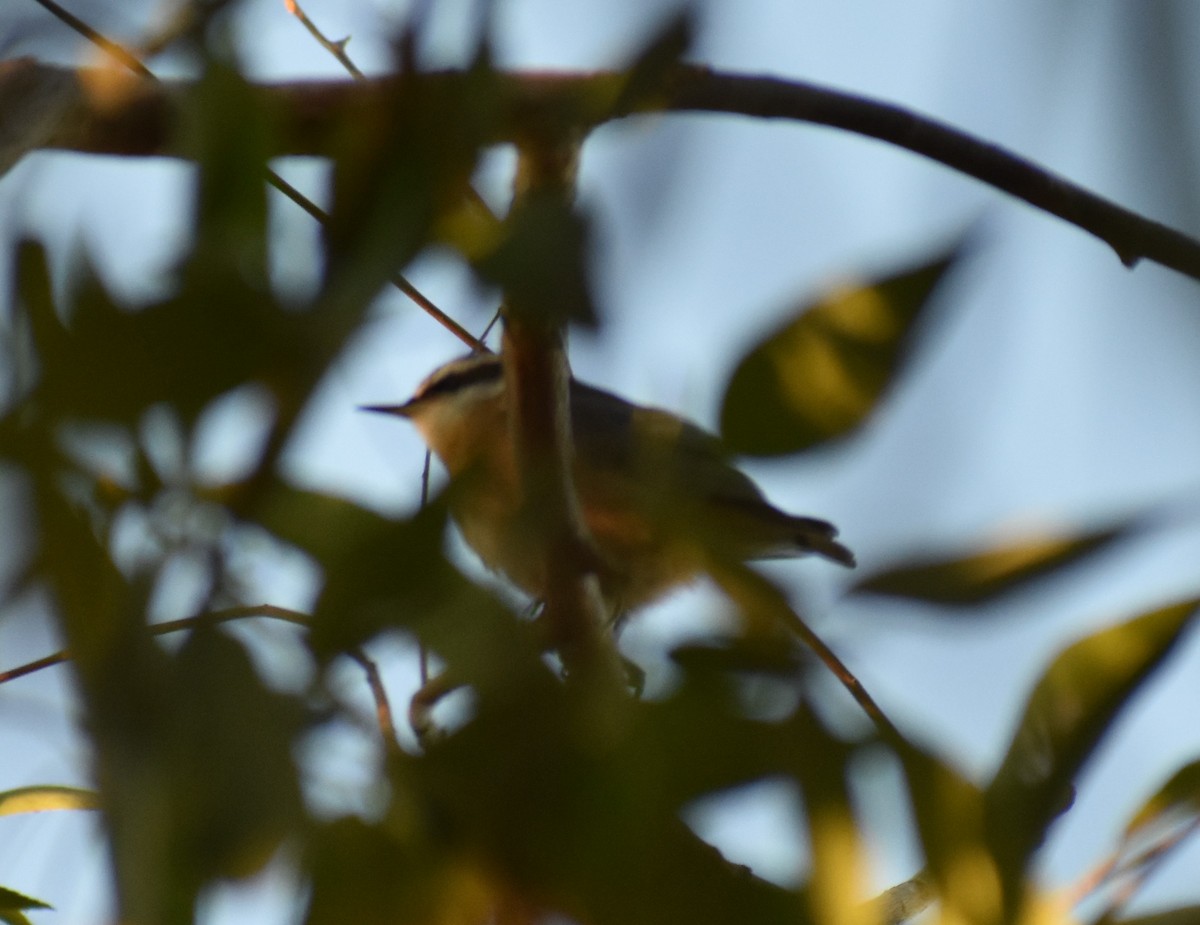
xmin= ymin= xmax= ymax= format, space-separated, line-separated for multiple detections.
xmin=177 ymin=57 xmax=273 ymax=295
xmin=0 ymin=887 xmax=50 ymax=925
xmin=304 ymin=817 xmax=498 ymax=925
xmin=669 ymin=636 xmax=801 ymax=677
xmin=18 ymin=239 xmax=287 ymax=427
xmin=412 ymin=678 xmax=809 ymax=925
xmin=614 ymin=9 xmax=694 ymax=113
xmin=158 ymin=627 xmax=307 ymax=882
xmin=853 ymin=522 xmax=1133 ymax=606
xmin=985 ymin=599 xmax=1200 ymax=904
xmin=474 ymin=190 xmax=596 ymax=327
xmin=793 ymin=712 xmax=870 ymax=925
xmin=628 ymin=674 xmax=810 ymax=805
xmin=321 ymin=62 xmax=496 ymax=324
xmin=1122 ymin=758 xmax=1200 ymax=843
xmin=899 ymin=744 xmax=1003 ymax=925
xmin=303 ymin=493 xmax=566 ymax=711
xmin=0 ymin=786 xmax=99 ymax=816
xmin=721 ymin=248 xmax=959 ymax=455
xmin=307 ymin=499 xmax=463 ymax=658
xmin=247 ymin=482 xmax=392 ymax=567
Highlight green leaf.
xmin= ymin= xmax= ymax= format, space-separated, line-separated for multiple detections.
xmin=160 ymin=627 xmax=307 ymax=882
xmin=985 ymin=599 xmax=1200 ymax=902
xmin=322 ymin=64 xmax=495 ymax=323
xmin=0 ymin=886 xmax=51 ymax=925
xmin=0 ymin=887 xmax=50 ymax=912
xmin=18 ymin=239 xmax=287 ymax=427
xmin=177 ymin=57 xmax=273 ymax=295
xmin=852 ymin=523 xmax=1132 ymax=606
xmin=721 ymin=248 xmax=959 ymax=455
xmin=899 ymin=743 xmax=1002 ymax=925
xmin=307 ymin=499 xmax=460 ymax=657
xmin=1122 ymin=758 xmax=1200 ymax=844
xmin=247 ymin=482 xmax=392 ymax=568
xmin=304 ymin=817 xmax=498 ymax=925
xmin=474 ymin=191 xmax=597 ymax=327
xmin=613 ymin=10 xmax=695 ymax=113
xmin=410 ymin=681 xmax=807 ymax=925
xmin=0 ymin=786 xmax=99 ymax=816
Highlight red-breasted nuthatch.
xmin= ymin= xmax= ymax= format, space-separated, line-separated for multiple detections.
xmin=365 ymin=353 xmax=854 ymax=616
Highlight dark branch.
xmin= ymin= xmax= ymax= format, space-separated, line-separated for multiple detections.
xmin=500 ymin=136 xmax=625 ymax=687
xmin=666 ymin=66 xmax=1199 ymax=275
xmin=3 ymin=59 xmax=1200 ymax=281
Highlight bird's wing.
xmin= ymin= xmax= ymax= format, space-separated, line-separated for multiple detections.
xmin=569 ymin=380 xmax=853 ymax=566
xmin=569 ymin=380 xmax=768 ymax=507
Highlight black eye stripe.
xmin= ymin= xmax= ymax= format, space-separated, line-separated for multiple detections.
xmin=416 ymin=358 xmax=502 ymax=400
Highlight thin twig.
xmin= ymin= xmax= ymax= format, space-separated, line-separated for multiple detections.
xmin=1067 ymin=815 xmax=1200 ymax=921
xmin=277 ymin=0 xmax=496 ymax=352
xmin=264 ymin=171 xmax=483 ymax=349
xmin=408 ymin=672 xmax=460 ymax=746
xmin=26 ymin=0 xmax=478 ymax=349
xmin=0 ymin=604 xmax=311 ymax=685
xmin=283 ymin=0 xmax=365 ymax=80
xmin=868 ymin=871 xmax=935 ymax=925
xmin=478 ymin=307 xmax=503 ymax=345
xmin=27 ymin=0 xmax=153 ymax=77
xmin=347 ymin=648 xmax=400 ymax=751
xmin=713 ymin=561 xmax=905 ymax=749
xmin=417 ymin=448 xmax=433 ymax=690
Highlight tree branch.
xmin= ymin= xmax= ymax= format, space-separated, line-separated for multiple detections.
xmin=500 ymin=134 xmax=625 ymax=688
xmin=666 ymin=66 xmax=1198 ymax=275
xmin=3 ymin=59 xmax=1199 ymax=281
xmin=0 ymin=604 xmax=310 ymax=686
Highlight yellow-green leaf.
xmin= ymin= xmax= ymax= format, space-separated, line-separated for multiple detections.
xmin=899 ymin=744 xmax=1001 ymax=925
xmin=985 ymin=599 xmax=1200 ymax=900
xmin=0 ymin=786 xmax=99 ymax=816
xmin=853 ymin=524 xmax=1130 ymax=606
xmin=0 ymin=886 xmax=51 ymax=925
xmin=1123 ymin=759 xmax=1200 ymax=843
xmin=721 ymin=248 xmax=959 ymax=456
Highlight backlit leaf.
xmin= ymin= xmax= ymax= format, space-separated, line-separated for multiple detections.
xmin=721 ymin=248 xmax=959 ymax=456
xmin=0 ymin=886 xmax=51 ymax=925
xmin=248 ymin=482 xmax=391 ymax=568
xmin=853 ymin=524 xmax=1131 ymax=606
xmin=899 ymin=743 xmax=1002 ymax=925
xmin=985 ymin=599 xmax=1200 ymax=903
xmin=0 ymin=786 xmax=99 ymax=816
xmin=1122 ymin=759 xmax=1200 ymax=844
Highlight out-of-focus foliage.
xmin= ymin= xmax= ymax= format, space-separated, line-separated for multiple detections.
xmin=0 ymin=886 xmax=51 ymax=925
xmin=984 ymin=600 xmax=1200 ymax=910
xmin=1122 ymin=759 xmax=1200 ymax=846
xmin=852 ymin=521 xmax=1138 ymax=606
xmin=721 ymin=249 xmax=958 ymax=456
xmin=0 ymin=787 xmax=99 ymax=816
xmin=2 ymin=8 xmax=1199 ymax=925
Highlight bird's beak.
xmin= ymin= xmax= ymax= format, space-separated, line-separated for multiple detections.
xmin=359 ymin=402 xmax=416 ymax=418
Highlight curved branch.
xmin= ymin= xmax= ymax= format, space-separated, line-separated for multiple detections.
xmin=0 ymin=604 xmax=310 ymax=685
xmin=3 ymin=58 xmax=1200 ymax=281
xmin=665 ymin=66 xmax=1198 ymax=276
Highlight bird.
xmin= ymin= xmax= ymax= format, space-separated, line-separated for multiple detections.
xmin=364 ymin=352 xmax=854 ymax=619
